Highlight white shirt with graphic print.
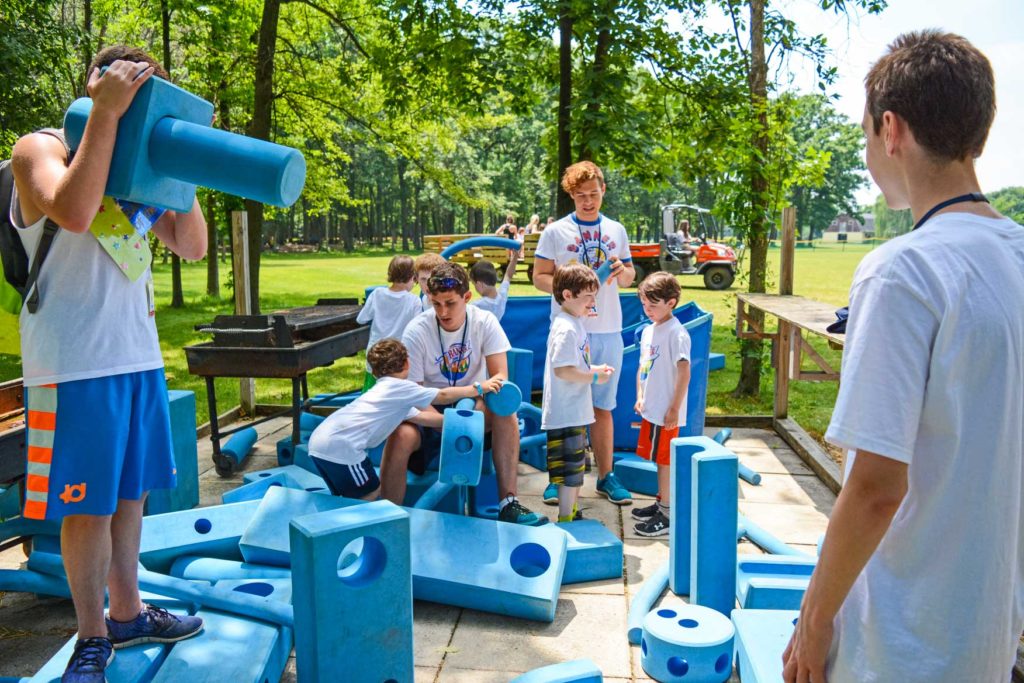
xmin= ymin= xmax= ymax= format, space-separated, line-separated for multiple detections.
xmin=638 ymin=317 xmax=691 ymax=427
xmin=403 ymin=305 xmax=511 ymax=389
xmin=542 ymin=311 xmax=595 ymax=430
xmin=535 ymin=213 xmax=632 ymax=334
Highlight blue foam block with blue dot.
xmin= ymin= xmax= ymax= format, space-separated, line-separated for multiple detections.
xmin=138 ymin=500 xmax=262 ymax=574
xmin=640 ymin=604 xmax=734 ymax=683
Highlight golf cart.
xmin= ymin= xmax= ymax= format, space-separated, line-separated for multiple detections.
xmin=629 ymin=204 xmax=737 ymax=290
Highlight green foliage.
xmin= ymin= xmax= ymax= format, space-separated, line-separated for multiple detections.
xmin=990 ymin=186 xmax=1024 ymax=225
xmin=870 ymin=193 xmax=912 ymax=237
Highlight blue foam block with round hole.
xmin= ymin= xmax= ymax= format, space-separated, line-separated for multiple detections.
xmin=510 ymin=658 xmax=603 ymax=682
xmin=520 ymin=432 xmax=548 ymax=472
xmin=731 ymin=609 xmax=800 ymax=683
xmin=213 ymin=577 xmax=293 ymax=606
xmin=439 ymin=406 xmax=485 ymax=486
xmin=408 ymin=508 xmax=567 ymax=622
xmin=222 ymin=473 xmax=291 ymax=504
xmin=440 ymin=236 xmax=520 ymax=259
xmin=485 ymin=381 xmax=523 ymax=417
xmin=690 ymin=450 xmax=738 ymax=615
xmin=640 ymin=604 xmax=735 ymax=683
xmin=138 ymin=500 xmax=262 ymax=574
xmin=290 ymin=500 xmax=413 ymax=683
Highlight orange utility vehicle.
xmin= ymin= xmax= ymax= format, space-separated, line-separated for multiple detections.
xmin=629 ymin=204 xmax=737 ymax=290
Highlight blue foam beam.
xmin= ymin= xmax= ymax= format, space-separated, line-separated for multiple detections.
xmin=627 ymin=562 xmax=669 ymax=645
xmin=690 ymin=451 xmax=738 ymax=615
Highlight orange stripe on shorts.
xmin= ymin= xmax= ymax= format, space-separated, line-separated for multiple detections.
xmin=27 ymin=410 xmax=57 ymax=431
xmin=27 ymin=445 xmax=53 ymax=464
xmin=23 ymin=499 xmax=47 ymax=520
xmin=26 ymin=474 xmax=50 ymax=493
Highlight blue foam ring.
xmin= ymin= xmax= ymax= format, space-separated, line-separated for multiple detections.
xmin=440 ymin=236 xmax=521 ymax=260
xmin=510 ymin=658 xmax=603 ymax=682
xmin=222 ymin=426 xmax=258 ymax=465
xmin=627 ymin=562 xmax=669 ymax=645
xmin=596 ymin=259 xmax=614 ymax=285
xmin=712 ymin=428 xmax=732 ymax=445
xmin=439 ymin=406 xmax=485 ymax=487
xmin=0 ymin=568 xmax=70 ymax=598
xmin=737 ymin=514 xmax=812 ymax=558
xmin=739 ymin=462 xmax=763 ymax=486
xmin=412 ymin=480 xmax=459 ymax=510
xmin=484 ymin=381 xmax=522 ymax=417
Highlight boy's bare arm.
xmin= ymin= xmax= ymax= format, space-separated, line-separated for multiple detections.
xmin=532 ymin=258 xmax=554 ymax=294
xmin=151 ymin=196 xmax=208 ymax=260
xmin=503 ymin=250 xmax=520 ymax=282
xmin=554 ymin=363 xmax=613 ymax=384
xmin=406 ymin=407 xmax=444 ymax=429
xmin=663 ymin=360 xmax=690 ymax=430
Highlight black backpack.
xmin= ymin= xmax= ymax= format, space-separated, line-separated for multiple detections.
xmin=0 ymin=128 xmax=70 ymax=314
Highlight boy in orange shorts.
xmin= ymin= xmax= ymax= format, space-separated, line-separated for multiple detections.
xmin=631 ymin=272 xmax=690 ymax=537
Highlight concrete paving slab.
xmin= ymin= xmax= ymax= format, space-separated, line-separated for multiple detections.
xmin=740 ymin=500 xmax=830 ymax=546
xmin=739 ymin=472 xmax=836 ymax=514
xmin=414 ymin=600 xmax=461 ymax=669
xmin=733 ymin=445 xmax=814 ymax=476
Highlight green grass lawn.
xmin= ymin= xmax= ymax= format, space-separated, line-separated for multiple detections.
xmin=0 ymin=243 xmax=873 ymax=441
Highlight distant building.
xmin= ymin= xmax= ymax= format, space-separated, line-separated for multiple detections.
xmin=822 ymin=213 xmax=874 ymax=243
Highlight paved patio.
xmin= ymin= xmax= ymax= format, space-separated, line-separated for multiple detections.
xmin=0 ymin=417 xmax=834 ymax=681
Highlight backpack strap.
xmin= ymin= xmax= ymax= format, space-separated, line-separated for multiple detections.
xmin=21 ymin=128 xmax=72 ymax=314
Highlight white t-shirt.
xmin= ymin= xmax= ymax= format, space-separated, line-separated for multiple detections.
xmin=638 ymin=317 xmax=691 ymax=427
xmin=308 ymin=376 xmax=438 ymax=465
xmin=542 ymin=311 xmax=595 ymax=430
xmin=823 ymin=213 xmax=1024 ymax=683
xmin=420 ymin=292 xmax=430 ymax=312
xmin=535 ymin=213 xmax=632 ymax=334
xmin=13 ymin=195 xmax=162 ymax=386
xmin=357 ymin=287 xmax=422 ymax=350
xmin=403 ymin=305 xmax=511 ymax=389
xmin=471 ymin=280 xmax=510 ymax=321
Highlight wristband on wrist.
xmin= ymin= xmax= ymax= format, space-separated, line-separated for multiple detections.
xmin=591 ymin=372 xmax=599 ymax=385
xmin=474 ymin=381 xmax=484 ymax=396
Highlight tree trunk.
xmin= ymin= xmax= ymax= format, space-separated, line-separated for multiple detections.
xmin=159 ymin=0 xmax=185 ymax=308
xmin=578 ymin=1 xmax=614 ymax=162
xmin=398 ymin=157 xmax=409 ymax=251
xmin=245 ymin=0 xmax=282 ymax=314
xmin=205 ymin=193 xmax=220 ymax=297
xmin=556 ymin=0 xmax=574 ymax=216
xmin=734 ymin=0 xmax=769 ymax=398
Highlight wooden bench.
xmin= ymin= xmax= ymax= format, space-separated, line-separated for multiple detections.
xmin=422 ymin=232 xmax=541 ymax=281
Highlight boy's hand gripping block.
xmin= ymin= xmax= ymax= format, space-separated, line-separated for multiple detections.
xmin=63 ymin=74 xmax=306 ymax=212
xmin=484 ymin=380 xmax=522 ymax=416
xmin=439 ymin=406 xmax=485 ymax=486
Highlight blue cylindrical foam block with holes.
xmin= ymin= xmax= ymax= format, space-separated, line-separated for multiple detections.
xmin=222 ymin=427 xmax=258 ymax=466
xmin=640 ymin=604 xmax=735 ymax=683
xmin=440 ymin=236 xmax=520 ymax=260
xmin=439 ymin=407 xmax=484 ymax=486
xmin=485 ymin=381 xmax=522 ymax=417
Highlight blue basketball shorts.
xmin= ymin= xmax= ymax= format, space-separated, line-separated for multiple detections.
xmin=23 ymin=368 xmax=176 ymax=521
xmin=310 ymin=455 xmax=380 ymax=499
xmin=589 ymin=332 xmax=624 ymax=411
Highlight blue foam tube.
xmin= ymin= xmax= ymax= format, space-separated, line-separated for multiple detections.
xmin=440 ymin=236 xmax=520 ymax=260
xmin=222 ymin=427 xmax=258 ymax=465
xmin=299 ymin=411 xmax=325 ymax=430
xmin=455 ymin=398 xmax=476 ymax=411
xmin=412 ymin=481 xmax=458 ymax=511
xmin=739 ymin=462 xmax=763 ymax=486
xmin=738 ymin=514 xmax=812 ymax=558
xmin=712 ymin=428 xmax=732 ymax=445
xmin=627 ymin=562 xmax=669 ymax=645
xmin=0 ymin=516 xmax=61 ymax=542
xmin=0 ymin=568 xmax=71 ymax=598
xmin=484 ymin=381 xmax=522 ymax=416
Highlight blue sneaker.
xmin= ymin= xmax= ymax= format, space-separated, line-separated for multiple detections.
xmin=106 ymin=605 xmax=204 ymax=649
xmin=596 ymin=472 xmax=633 ymax=505
xmin=542 ymin=483 xmax=559 ymax=505
xmin=61 ymin=637 xmax=113 ymax=683
xmin=497 ymin=497 xmax=548 ymax=526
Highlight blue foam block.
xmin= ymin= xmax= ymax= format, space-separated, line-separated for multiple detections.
xmin=690 ymin=450 xmax=738 ymax=615
xmin=511 ymin=659 xmax=603 ymax=682
xmin=640 ymin=604 xmax=734 ymax=683
xmin=440 ymin=406 xmax=485 ymax=486
xmin=409 ymin=508 xmax=567 ymax=622
xmin=736 ymin=556 xmax=815 ymax=610
xmin=557 ymin=520 xmax=622 ymax=585
xmin=146 ymin=389 xmax=199 ymax=515
xmin=292 ymin=443 xmax=325 ymax=476
xmin=596 ymin=259 xmax=614 ymax=285
xmin=613 ymin=456 xmax=658 ymax=496
xmin=732 ymin=609 xmax=800 ymax=683
xmin=291 ymin=501 xmax=413 ymax=683
xmin=0 ymin=568 xmax=70 ymax=599
xmin=213 ymin=577 xmax=293 ymax=606
xmin=243 ymin=464 xmax=327 ymax=490
xmin=507 ymin=347 xmax=535 ymax=399
xmin=139 ymin=500 xmax=261 ymax=573
xmin=403 ymin=470 xmax=464 ymax=513
xmin=239 ymin=486 xmax=366 ymax=567
xmin=485 ymin=381 xmax=522 ymax=416
xmin=309 ymin=392 xmax=359 ymax=408
xmin=0 ymin=516 xmax=61 ymax=544
xmin=170 ymin=556 xmax=291 ymax=581
xmin=139 ymin=565 xmax=293 ymax=626
xmin=151 ymin=609 xmax=292 ymax=683
xmin=299 ymin=411 xmax=325 ymax=430
xmin=221 ymin=473 xmax=291 ymax=504
xmin=275 ymin=432 xmax=312 ymax=466
xmin=709 ymin=352 xmax=725 ymax=371
xmin=440 ymin=236 xmax=520 ymax=259
xmin=627 ymin=563 xmax=669 ymax=645
xmin=413 ymin=481 xmax=460 ymax=511
xmin=520 ymin=432 xmax=548 ymax=472
xmin=29 ymin=621 xmax=180 ymax=682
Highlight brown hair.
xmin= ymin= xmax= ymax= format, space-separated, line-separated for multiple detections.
xmin=89 ymin=45 xmax=169 ymax=80
xmin=561 ymin=161 xmax=605 ymax=195
xmin=387 ymin=255 xmax=415 ymax=284
xmin=427 ymin=261 xmax=470 ymax=295
xmin=553 ymin=263 xmax=599 ymax=305
xmin=366 ymin=338 xmax=407 ymax=378
xmin=414 ymin=252 xmax=445 ymax=275
xmin=865 ymin=30 xmax=995 ymax=161
xmin=469 ymin=260 xmax=498 ymax=287
xmin=638 ymin=271 xmax=680 ymax=306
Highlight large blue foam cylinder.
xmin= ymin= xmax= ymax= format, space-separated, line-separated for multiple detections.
xmin=148 ymin=118 xmax=305 ymax=207
xmin=222 ymin=427 xmax=258 ymax=465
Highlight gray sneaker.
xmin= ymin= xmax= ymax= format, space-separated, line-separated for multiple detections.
xmin=634 ymin=510 xmax=670 ymax=537
xmin=106 ymin=604 xmax=204 ymax=649
xmin=631 ymin=502 xmax=660 ymax=520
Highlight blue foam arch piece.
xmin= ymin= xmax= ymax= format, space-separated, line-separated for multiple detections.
xmin=511 ymin=659 xmax=603 ymax=682
xmin=736 ymin=556 xmax=815 ymax=610
xmin=222 ymin=426 xmax=258 ymax=467
xmin=627 ymin=562 xmax=669 ymax=645
xmin=138 ymin=500 xmax=262 ymax=573
xmin=640 ymin=603 xmax=735 ymax=683
xmin=690 ymin=451 xmax=738 ymax=615
xmin=737 ymin=514 xmax=811 ymax=558
xmin=732 ymin=609 xmax=800 ymax=683
xmin=439 ymin=406 xmax=485 ymax=486
xmin=485 ymin=381 xmax=522 ymax=417
xmin=440 ymin=236 xmax=520 ymax=259
xmin=170 ymin=556 xmax=291 ymax=582
xmin=290 ymin=501 xmax=413 ymax=683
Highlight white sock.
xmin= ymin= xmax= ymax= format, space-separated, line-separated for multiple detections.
xmin=498 ymin=494 xmax=516 ymax=511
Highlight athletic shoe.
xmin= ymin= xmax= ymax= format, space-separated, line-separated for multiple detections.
xmin=556 ymin=504 xmax=585 ymax=524
xmin=596 ymin=472 xmax=632 ymax=505
xmin=634 ymin=510 xmax=670 ymax=537
xmin=542 ymin=483 xmax=559 ymax=505
xmin=106 ymin=605 xmax=204 ymax=649
xmin=631 ymin=502 xmax=660 ymax=520
xmin=61 ymin=637 xmax=113 ymax=683
xmin=497 ymin=497 xmax=547 ymax=526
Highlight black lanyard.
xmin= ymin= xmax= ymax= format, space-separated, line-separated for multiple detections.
xmin=436 ymin=316 xmax=469 ymax=387
xmin=913 ymin=192 xmax=988 ymax=231
xmin=571 ymin=213 xmax=603 ymax=269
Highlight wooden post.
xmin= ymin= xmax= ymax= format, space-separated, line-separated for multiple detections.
xmin=231 ymin=211 xmax=256 ymax=416
xmin=774 ymin=322 xmax=791 ymax=420
xmin=779 ymin=206 xmax=796 ymax=296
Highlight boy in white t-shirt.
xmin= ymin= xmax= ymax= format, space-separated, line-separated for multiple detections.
xmin=782 ymin=32 xmax=1024 ymax=683
xmin=357 ymin=255 xmax=422 ymax=391
xmin=470 ymin=249 xmax=519 ymax=321
xmin=630 ymin=273 xmax=690 ymax=537
xmin=308 ymin=338 xmax=498 ymax=500
xmin=542 ymin=264 xmax=614 ymax=522
xmin=413 ymin=252 xmax=446 ymax=312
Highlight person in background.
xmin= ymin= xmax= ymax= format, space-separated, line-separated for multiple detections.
xmin=495 ymin=214 xmax=517 ymax=238
xmin=413 ymin=252 xmax=446 ymax=312
xmin=356 ymin=255 xmax=422 ymax=391
xmin=470 ymin=249 xmax=519 ymax=322
xmin=524 ymin=214 xmax=542 ymax=235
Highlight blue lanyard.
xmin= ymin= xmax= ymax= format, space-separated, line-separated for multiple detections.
xmin=436 ymin=316 xmax=469 ymax=387
xmin=913 ymin=193 xmax=988 ymax=231
xmin=571 ymin=213 xmax=603 ymax=269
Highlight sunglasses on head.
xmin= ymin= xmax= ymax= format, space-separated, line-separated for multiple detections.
xmin=429 ymin=276 xmax=462 ymax=290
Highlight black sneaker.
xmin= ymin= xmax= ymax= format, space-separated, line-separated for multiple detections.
xmin=61 ymin=637 xmax=114 ymax=683
xmin=631 ymin=502 xmax=660 ymax=520
xmin=498 ymin=498 xmax=547 ymax=526
xmin=634 ymin=510 xmax=670 ymax=537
